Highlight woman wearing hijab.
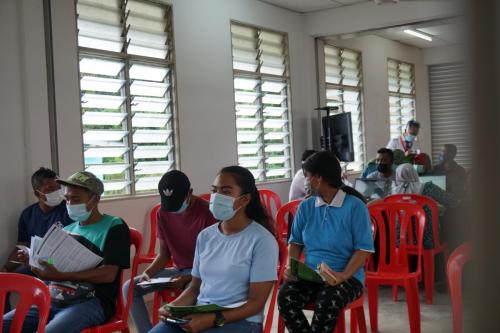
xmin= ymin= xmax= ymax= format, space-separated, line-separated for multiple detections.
xmin=392 ymin=164 xmax=457 ymax=249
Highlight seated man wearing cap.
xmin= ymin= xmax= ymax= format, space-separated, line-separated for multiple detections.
xmin=123 ymin=170 xmax=216 ymax=333
xmin=2 ymin=171 xmax=131 ymax=333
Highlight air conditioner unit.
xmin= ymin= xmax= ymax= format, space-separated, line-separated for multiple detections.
xmin=373 ymin=0 xmax=399 ymax=4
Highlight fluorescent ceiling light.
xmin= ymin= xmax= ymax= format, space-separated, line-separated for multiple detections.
xmin=403 ymin=29 xmax=433 ymax=42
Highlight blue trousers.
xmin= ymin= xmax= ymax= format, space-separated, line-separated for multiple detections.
xmin=2 ymin=297 xmax=106 ymax=333
xmin=148 ymin=319 xmax=262 ymax=333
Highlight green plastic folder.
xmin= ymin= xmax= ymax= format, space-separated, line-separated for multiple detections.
xmin=165 ymin=301 xmax=246 ymax=316
xmin=290 ymin=258 xmax=324 ymax=283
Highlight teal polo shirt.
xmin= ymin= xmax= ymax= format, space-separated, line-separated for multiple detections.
xmin=289 ymin=189 xmax=374 ymax=284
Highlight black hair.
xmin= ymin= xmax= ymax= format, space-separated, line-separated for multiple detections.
xmin=301 ymin=149 xmax=317 ymax=162
xmin=407 ymin=119 xmax=420 ymax=129
xmin=377 ymin=148 xmax=394 ymax=163
xmin=219 ymin=166 xmax=275 ymax=235
xmin=302 ymin=151 xmax=368 ymax=203
xmin=31 ymin=167 xmax=57 ymax=191
xmin=444 ymin=144 xmax=457 ymax=159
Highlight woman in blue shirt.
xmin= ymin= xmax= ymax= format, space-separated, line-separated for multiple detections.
xmin=278 ymin=151 xmax=375 ymax=333
xmin=149 ymin=166 xmax=278 ymax=333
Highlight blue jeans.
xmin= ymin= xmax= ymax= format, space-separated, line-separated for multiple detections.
xmin=123 ymin=268 xmax=191 ymax=333
xmin=2 ymin=297 xmax=106 ymax=333
xmin=148 ymin=319 xmax=262 ymax=333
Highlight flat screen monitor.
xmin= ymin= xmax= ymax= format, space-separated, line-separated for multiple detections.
xmin=321 ymin=112 xmax=354 ymax=162
xmin=419 ymin=175 xmax=447 ymax=191
xmin=354 ymin=178 xmax=392 ymax=201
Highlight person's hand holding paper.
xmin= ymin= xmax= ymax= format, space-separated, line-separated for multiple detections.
xmin=32 ymin=258 xmax=66 ymax=281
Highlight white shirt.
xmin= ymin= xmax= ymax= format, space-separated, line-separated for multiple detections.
xmin=387 ymin=135 xmax=421 ymax=153
xmin=289 ymin=169 xmax=306 ymax=201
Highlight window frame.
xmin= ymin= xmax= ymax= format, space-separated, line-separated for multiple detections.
xmin=322 ymin=42 xmax=366 ymax=172
xmin=75 ymin=0 xmax=180 ymax=198
xmin=387 ymin=57 xmax=417 ymax=140
xmin=229 ymin=20 xmax=295 ymax=184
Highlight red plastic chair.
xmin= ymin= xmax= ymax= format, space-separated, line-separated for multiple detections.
xmin=0 ymin=273 xmax=51 ymax=333
xmin=136 ymin=203 xmax=161 ymax=266
xmin=275 ymin=199 xmax=301 ymax=242
xmin=81 ymin=227 xmax=143 ymax=333
xmin=259 ymin=189 xmax=283 ymax=223
xmin=384 ymin=193 xmax=448 ymax=304
xmin=447 ymin=242 xmax=472 ymax=333
xmin=367 ymin=202 xmax=426 ymax=333
xmin=263 ymin=237 xmax=288 ymax=333
xmin=199 ymin=193 xmax=211 ymax=202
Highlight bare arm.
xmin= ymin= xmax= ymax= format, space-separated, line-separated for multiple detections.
xmin=2 ymin=242 xmax=29 ymax=272
xmin=218 ymin=281 xmax=274 ymax=323
xmin=322 ymin=250 xmax=371 ymax=285
xmin=287 ymin=243 xmax=303 ymax=266
xmin=144 ymin=239 xmax=171 ymax=277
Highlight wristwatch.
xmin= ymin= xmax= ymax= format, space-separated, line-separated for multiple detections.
xmin=214 ymin=311 xmax=225 ymax=327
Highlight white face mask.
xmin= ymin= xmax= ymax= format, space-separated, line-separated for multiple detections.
xmin=41 ymin=189 xmax=64 ymax=207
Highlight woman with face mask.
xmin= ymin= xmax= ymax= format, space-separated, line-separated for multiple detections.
xmin=277 ymin=151 xmax=374 ymax=333
xmin=392 ymin=163 xmax=458 ymax=249
xmin=149 ymin=166 xmax=278 ymax=333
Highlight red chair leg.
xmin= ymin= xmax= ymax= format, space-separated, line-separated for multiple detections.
xmin=367 ymin=282 xmax=379 ymax=332
xmin=335 ymin=310 xmax=346 ymax=333
xmin=392 ymin=284 xmax=398 ymax=302
xmin=350 ymin=309 xmax=358 ymax=333
xmin=423 ymin=250 xmax=435 ymax=304
xmin=354 ymin=306 xmax=368 ymax=333
xmin=404 ymin=278 xmax=421 ymax=333
xmin=278 ymin=316 xmax=286 ymax=333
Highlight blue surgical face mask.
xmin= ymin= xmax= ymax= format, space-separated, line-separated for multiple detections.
xmin=175 ymin=200 xmax=189 ymax=214
xmin=405 ymin=134 xmax=416 ymax=142
xmin=209 ymin=193 xmax=238 ymax=221
xmin=413 ymin=164 xmax=425 ymax=175
xmin=67 ymin=203 xmax=92 ymax=222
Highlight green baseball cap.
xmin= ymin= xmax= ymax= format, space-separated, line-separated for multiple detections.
xmin=57 ymin=171 xmax=104 ymax=196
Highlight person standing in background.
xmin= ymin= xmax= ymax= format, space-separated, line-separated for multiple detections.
xmin=387 ymin=119 xmax=421 ymax=155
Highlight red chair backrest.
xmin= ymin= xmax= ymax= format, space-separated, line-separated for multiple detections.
xmin=199 ymin=193 xmax=211 ymax=202
xmin=116 ymin=228 xmax=143 ymax=320
xmin=144 ymin=203 xmax=161 ymax=258
xmin=369 ymin=202 xmax=426 ymax=275
xmin=259 ymin=189 xmax=283 ymax=222
xmin=0 ymin=273 xmax=51 ymax=333
xmin=447 ymin=242 xmax=472 ymax=333
xmin=263 ymin=237 xmax=288 ymax=333
xmin=384 ymin=193 xmax=443 ymax=248
xmin=275 ymin=199 xmax=301 ymax=241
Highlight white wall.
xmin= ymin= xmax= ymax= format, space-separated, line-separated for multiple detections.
xmin=423 ymin=44 xmax=465 ymax=65
xmin=317 ymin=35 xmax=432 ymax=162
xmin=0 ymin=0 xmax=52 ymax=265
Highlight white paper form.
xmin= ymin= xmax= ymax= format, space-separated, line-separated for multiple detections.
xmin=28 ymin=224 xmax=103 ymax=272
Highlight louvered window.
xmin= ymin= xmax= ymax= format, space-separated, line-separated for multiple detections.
xmin=324 ymin=44 xmax=364 ymax=171
xmin=230 ymin=23 xmax=293 ymax=182
xmin=388 ymin=59 xmax=416 ymax=139
xmin=429 ymin=63 xmax=471 ymax=168
xmin=77 ymin=0 xmax=176 ymax=196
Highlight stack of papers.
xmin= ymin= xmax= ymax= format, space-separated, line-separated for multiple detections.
xmin=137 ymin=277 xmax=174 ymax=287
xmin=165 ymin=301 xmax=246 ymax=316
xmin=290 ymin=258 xmax=324 ymax=283
xmin=28 ymin=224 xmax=103 ymax=272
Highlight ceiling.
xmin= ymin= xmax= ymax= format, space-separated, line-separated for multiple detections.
xmin=258 ymin=0 xmax=369 ymax=13
xmin=258 ymin=0 xmax=450 ymax=14
xmin=373 ymin=19 xmax=462 ymax=48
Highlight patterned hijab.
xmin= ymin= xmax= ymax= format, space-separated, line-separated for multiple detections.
xmin=393 ymin=163 xmax=424 ymax=194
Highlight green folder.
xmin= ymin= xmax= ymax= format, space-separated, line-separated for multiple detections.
xmin=165 ymin=301 xmax=246 ymax=316
xmin=290 ymin=258 xmax=324 ymax=284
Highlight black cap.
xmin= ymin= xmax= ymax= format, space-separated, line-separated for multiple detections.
xmin=158 ymin=170 xmax=191 ymax=212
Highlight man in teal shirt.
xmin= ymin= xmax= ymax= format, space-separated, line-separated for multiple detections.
xmin=2 ymin=171 xmax=130 ymax=333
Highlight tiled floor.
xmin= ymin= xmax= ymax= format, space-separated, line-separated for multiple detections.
xmin=132 ymin=286 xmax=454 ymax=332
